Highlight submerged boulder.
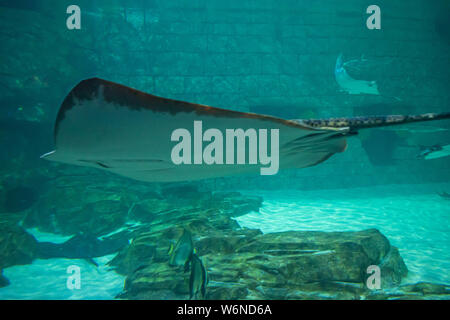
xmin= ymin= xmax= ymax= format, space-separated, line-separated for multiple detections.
xmin=0 ymin=223 xmax=38 ymax=269
xmin=203 ymin=229 xmax=407 ymax=299
xmin=366 ymin=282 xmax=450 ymax=300
xmin=114 ymin=226 xmax=410 ymax=300
xmin=400 ymin=282 xmax=449 ymax=295
xmin=0 ymin=269 xmax=9 ymax=288
xmin=209 ymin=192 xmax=263 ymax=218
xmin=112 ymin=189 xmax=410 ymax=300
xmin=21 ymin=181 xmax=260 ymax=237
xmin=24 ymin=195 xmax=128 ymax=236
xmin=233 ymin=229 xmax=407 ymax=288
xmin=0 ymin=183 xmax=430 ymax=300
xmin=36 ymin=231 xmax=130 ymax=261
xmin=20 ymin=178 xmax=143 ymax=236
xmin=3 ymin=186 xmax=38 ymax=213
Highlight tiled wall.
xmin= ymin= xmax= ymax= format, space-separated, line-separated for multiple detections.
xmin=90 ymin=0 xmax=448 ymax=190
xmin=93 ymin=0 xmax=449 ymax=118
xmin=2 ymin=0 xmax=448 ymax=190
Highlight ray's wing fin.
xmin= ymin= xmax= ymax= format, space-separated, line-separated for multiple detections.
xmin=42 ymin=78 xmax=350 ymax=182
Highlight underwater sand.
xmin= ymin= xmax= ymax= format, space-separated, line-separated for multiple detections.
xmin=0 ymin=183 xmax=449 ymax=299
xmin=236 ymin=183 xmax=450 ymax=286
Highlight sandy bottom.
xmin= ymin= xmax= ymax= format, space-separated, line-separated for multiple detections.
xmin=0 ymin=229 xmax=125 ymax=300
xmin=236 ymin=183 xmax=450 ymax=286
xmin=1 ymin=183 xmax=449 ymax=299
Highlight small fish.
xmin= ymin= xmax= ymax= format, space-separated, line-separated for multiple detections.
xmin=437 ymin=191 xmax=450 ymax=200
xmin=36 ymin=232 xmax=129 ymax=266
xmin=335 ymin=53 xmax=380 ymax=95
xmin=189 ymin=253 xmax=208 ymax=300
xmin=380 ymin=125 xmax=448 ymax=134
xmin=168 ymin=229 xmax=194 ymax=270
xmin=416 ymin=144 xmax=450 ymax=160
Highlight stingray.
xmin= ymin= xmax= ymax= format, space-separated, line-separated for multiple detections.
xmin=41 ymin=78 xmax=450 ymax=182
xmin=335 ymin=53 xmax=379 ymax=95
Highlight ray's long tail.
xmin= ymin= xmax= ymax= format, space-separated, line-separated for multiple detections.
xmin=294 ymin=112 xmax=450 ymax=132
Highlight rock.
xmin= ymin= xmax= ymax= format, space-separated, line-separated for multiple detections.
xmin=0 ymin=223 xmax=38 ymax=269
xmin=1 ymin=182 xmax=429 ymax=300
xmin=285 ymin=281 xmax=366 ymax=300
xmin=212 ymin=192 xmax=263 ymax=217
xmin=195 ymin=228 xmax=263 ymax=255
xmin=140 ymin=191 xmax=163 ymax=200
xmin=109 ymin=231 xmax=159 ymax=275
xmin=234 ymin=229 xmax=395 ymax=284
xmin=378 ymin=246 xmax=408 ymax=287
xmin=20 ymin=180 xmax=262 ymax=238
xmin=20 ymin=179 xmax=142 ymax=236
xmin=0 ymin=269 xmax=9 ymax=288
xmin=36 ymin=231 xmax=130 ymax=260
xmin=130 ymin=199 xmax=177 ymax=222
xmin=207 ymin=282 xmax=250 ymax=300
xmin=24 ymin=197 xmax=128 ymax=236
xmin=75 ymin=200 xmax=128 ymax=235
xmin=400 ymin=282 xmax=449 ymax=295
xmin=127 ymin=189 xmax=260 ymax=226
xmin=113 ymin=226 xmax=411 ymax=300
xmin=366 ymin=282 xmax=450 ymax=300
xmin=121 ymin=262 xmax=189 ymax=299
xmin=3 ymin=186 xmax=38 ymax=213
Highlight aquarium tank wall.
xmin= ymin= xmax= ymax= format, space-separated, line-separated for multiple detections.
xmin=0 ymin=0 xmax=449 ymax=301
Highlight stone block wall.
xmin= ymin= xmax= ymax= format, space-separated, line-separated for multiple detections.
xmin=92 ymin=0 xmax=448 ymax=190
xmin=1 ymin=0 xmax=448 ymax=190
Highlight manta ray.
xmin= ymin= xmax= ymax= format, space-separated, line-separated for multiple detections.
xmin=42 ymin=78 xmax=450 ymax=182
xmin=335 ymin=53 xmax=379 ymax=95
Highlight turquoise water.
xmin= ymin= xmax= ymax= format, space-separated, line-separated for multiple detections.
xmin=0 ymin=0 xmax=449 ymax=300
xmin=0 ymin=184 xmax=448 ymax=299
xmin=237 ymin=184 xmax=450 ymax=286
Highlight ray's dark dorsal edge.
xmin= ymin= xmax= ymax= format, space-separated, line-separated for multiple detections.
xmin=54 ymin=78 xmax=313 ymax=140
xmin=44 ymin=78 xmax=449 ymax=183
